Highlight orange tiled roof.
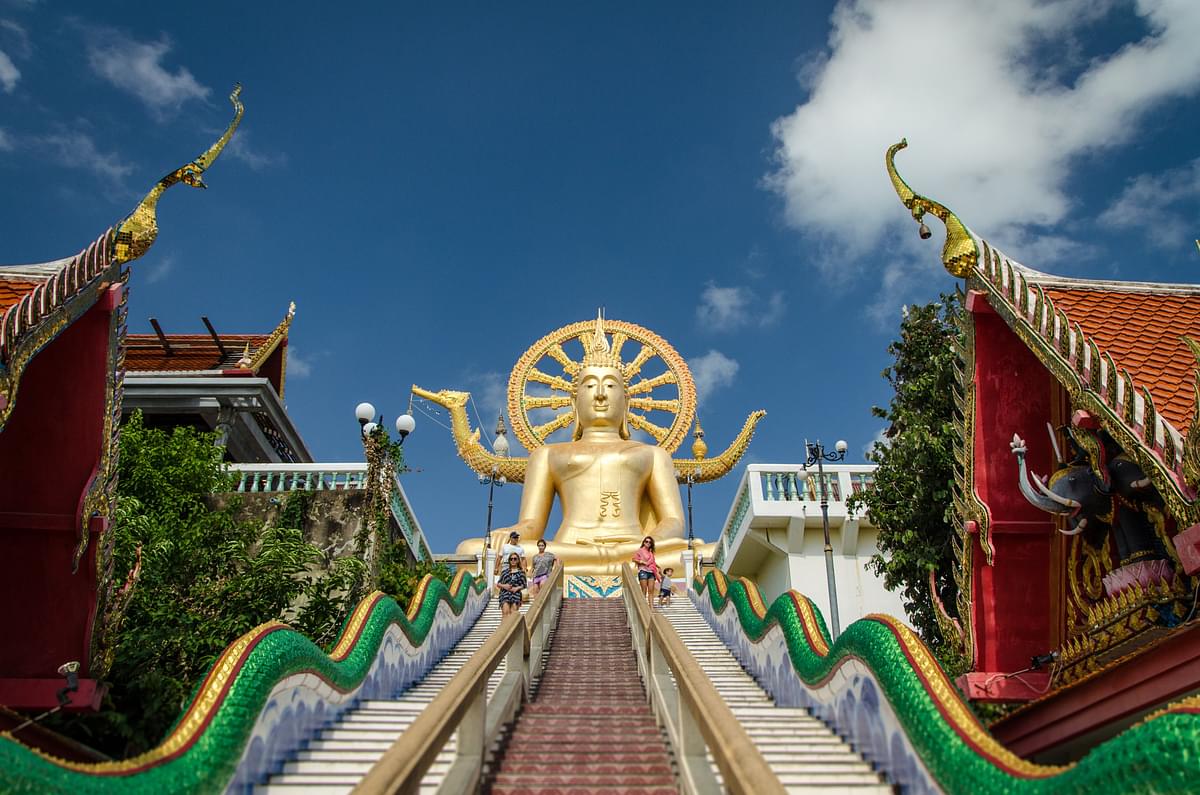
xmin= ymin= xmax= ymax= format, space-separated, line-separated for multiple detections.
xmin=125 ymin=333 xmax=271 ymax=373
xmin=0 ymin=278 xmax=43 ymax=314
xmin=1044 ymin=288 xmax=1200 ymax=430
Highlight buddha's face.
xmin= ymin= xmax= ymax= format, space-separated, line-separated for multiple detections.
xmin=574 ymin=366 xmax=628 ymax=433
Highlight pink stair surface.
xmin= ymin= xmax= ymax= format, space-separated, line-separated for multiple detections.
xmin=487 ymin=599 xmax=677 ymax=795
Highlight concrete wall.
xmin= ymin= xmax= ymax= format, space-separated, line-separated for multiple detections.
xmin=208 ymin=490 xmax=416 ymax=566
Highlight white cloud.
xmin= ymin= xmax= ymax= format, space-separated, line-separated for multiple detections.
xmin=143 ymin=254 xmax=174 ymax=284
xmin=35 ymin=130 xmax=133 ymax=181
xmin=767 ymin=0 xmax=1200 ymax=280
xmin=0 ymin=48 xmax=18 ymax=92
xmin=465 ymin=370 xmax=511 ymax=429
xmin=0 ymin=128 xmax=12 ymax=151
xmin=0 ymin=19 xmax=31 ymax=59
xmin=1099 ymin=158 xmax=1200 ymax=250
xmin=690 ymin=350 xmax=739 ymax=401
xmin=226 ymin=129 xmax=288 ymax=171
xmin=87 ymin=30 xmax=209 ymax=119
xmin=696 ymin=283 xmax=786 ymax=331
xmin=864 ymin=427 xmax=890 ymax=459
xmin=287 ymin=348 xmax=313 ymax=378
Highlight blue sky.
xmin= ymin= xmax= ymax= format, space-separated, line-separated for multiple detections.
xmin=2 ymin=1 xmax=1198 ymax=554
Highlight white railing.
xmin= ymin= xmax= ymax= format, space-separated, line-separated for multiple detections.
xmin=621 ymin=564 xmax=783 ymax=794
xmin=230 ymin=463 xmax=370 ymax=492
xmin=356 ymin=563 xmax=564 ymax=794
xmin=715 ymin=464 xmax=876 ymax=569
xmin=749 ymin=463 xmax=875 ymax=504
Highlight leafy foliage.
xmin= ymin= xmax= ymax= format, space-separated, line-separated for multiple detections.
xmin=847 ymin=294 xmax=968 ymax=676
xmin=378 ymin=543 xmax=452 ymax=608
xmin=48 ymin=413 xmax=362 ymax=756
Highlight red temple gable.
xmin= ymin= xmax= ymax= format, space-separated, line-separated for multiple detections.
xmin=887 ymin=139 xmax=1200 ymax=759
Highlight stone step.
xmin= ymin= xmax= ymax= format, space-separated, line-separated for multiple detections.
xmin=257 ymin=601 xmax=510 ymax=793
xmin=492 ymin=773 xmax=677 ymax=788
xmin=500 ymin=750 xmax=672 ymax=764
xmin=663 ymin=598 xmax=889 ymax=791
xmin=496 ymin=762 xmax=674 ymax=776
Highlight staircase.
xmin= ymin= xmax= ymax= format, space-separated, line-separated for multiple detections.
xmin=663 ymin=599 xmax=892 ymax=794
xmin=258 ymin=600 xmax=520 ymax=793
xmin=485 ymin=599 xmax=677 ymax=794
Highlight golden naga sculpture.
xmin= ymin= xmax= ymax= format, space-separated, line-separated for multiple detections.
xmin=885 ymin=138 xmax=979 ymax=278
xmin=114 ymin=84 xmax=244 ymax=263
xmin=414 ymin=314 xmax=765 ymax=575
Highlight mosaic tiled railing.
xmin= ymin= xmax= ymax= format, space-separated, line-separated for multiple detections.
xmin=692 ymin=570 xmax=1200 ymax=795
xmin=0 ymin=572 xmax=489 ymax=794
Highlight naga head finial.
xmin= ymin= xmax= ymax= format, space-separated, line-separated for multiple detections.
xmin=886 ymin=139 xmax=979 ymax=278
xmin=115 ymin=84 xmax=244 ymax=264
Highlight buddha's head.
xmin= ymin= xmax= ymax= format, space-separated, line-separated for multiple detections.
xmin=572 ymin=312 xmax=630 ymax=440
xmin=573 ymin=364 xmax=630 ymax=439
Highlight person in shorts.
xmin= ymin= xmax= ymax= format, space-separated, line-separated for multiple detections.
xmin=658 ymin=567 xmax=674 ymax=607
xmin=497 ymin=553 xmax=527 ymax=617
xmin=632 ymin=536 xmax=658 ymax=609
xmin=529 ymin=539 xmax=556 ymax=597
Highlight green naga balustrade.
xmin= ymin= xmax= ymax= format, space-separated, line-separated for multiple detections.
xmin=692 ymin=570 xmax=1200 ymax=795
xmin=0 ymin=571 xmax=489 ymax=794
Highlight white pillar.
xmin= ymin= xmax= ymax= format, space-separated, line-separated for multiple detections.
xmin=682 ymin=549 xmax=695 ymax=589
xmin=484 ymin=548 xmax=497 ymax=587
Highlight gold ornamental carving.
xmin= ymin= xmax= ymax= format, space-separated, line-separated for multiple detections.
xmin=507 ymin=317 xmax=696 ymax=453
xmin=885 ymin=139 xmax=979 ymax=278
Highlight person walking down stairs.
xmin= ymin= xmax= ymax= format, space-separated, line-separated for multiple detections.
xmin=485 ymin=599 xmax=677 ymax=794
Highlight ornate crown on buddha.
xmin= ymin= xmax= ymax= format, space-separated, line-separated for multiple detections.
xmin=577 ymin=312 xmax=626 ymax=377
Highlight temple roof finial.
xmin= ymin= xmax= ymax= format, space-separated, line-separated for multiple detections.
xmin=886 ymin=139 xmax=979 ymax=278
xmin=115 ymin=84 xmax=244 ymax=264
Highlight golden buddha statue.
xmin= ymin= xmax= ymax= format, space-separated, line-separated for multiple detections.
xmin=413 ymin=314 xmax=765 ymax=576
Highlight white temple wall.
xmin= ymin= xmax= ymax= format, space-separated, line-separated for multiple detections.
xmin=715 ymin=464 xmax=908 ymax=627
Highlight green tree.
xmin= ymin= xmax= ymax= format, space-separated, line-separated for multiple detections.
xmin=49 ymin=413 xmax=362 ymax=756
xmin=848 ymin=293 xmax=967 ymax=676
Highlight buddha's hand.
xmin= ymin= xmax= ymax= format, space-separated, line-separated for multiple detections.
xmin=580 ymin=534 xmax=640 ymax=546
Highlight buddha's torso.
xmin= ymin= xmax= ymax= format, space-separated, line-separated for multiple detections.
xmin=545 ymin=439 xmax=655 ymax=544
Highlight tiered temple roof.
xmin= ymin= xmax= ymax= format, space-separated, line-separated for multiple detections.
xmin=1041 ymin=283 xmax=1200 ymax=429
xmin=126 ymin=302 xmax=295 ymax=397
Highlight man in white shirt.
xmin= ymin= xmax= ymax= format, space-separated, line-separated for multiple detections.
xmin=497 ymin=531 xmax=526 ymax=577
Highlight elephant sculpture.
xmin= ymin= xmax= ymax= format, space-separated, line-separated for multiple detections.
xmin=1012 ymin=425 xmax=1174 ymax=597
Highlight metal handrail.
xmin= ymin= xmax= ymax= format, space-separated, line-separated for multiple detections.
xmin=524 ymin=561 xmax=564 ymax=683
xmin=353 ymin=561 xmax=563 ymax=794
xmin=621 ymin=564 xmax=783 ymax=795
xmin=352 ymin=611 xmax=525 ymax=795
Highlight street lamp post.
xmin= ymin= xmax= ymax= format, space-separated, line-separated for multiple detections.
xmin=803 ymin=438 xmax=848 ymax=640
xmin=480 ymin=413 xmax=510 ymax=582
xmin=675 ymin=466 xmax=701 ymax=584
xmin=352 ymin=401 xmax=417 ymax=574
xmin=354 ymin=401 xmax=416 ymax=445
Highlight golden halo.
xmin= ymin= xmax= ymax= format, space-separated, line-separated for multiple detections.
xmin=506 ymin=319 xmax=697 ymax=453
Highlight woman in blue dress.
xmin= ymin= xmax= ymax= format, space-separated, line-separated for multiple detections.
xmin=497 ymin=552 xmax=527 ymax=616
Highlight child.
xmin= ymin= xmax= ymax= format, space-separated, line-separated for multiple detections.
xmin=497 ymin=553 xmax=526 ymax=617
xmin=658 ymin=567 xmax=674 ymax=607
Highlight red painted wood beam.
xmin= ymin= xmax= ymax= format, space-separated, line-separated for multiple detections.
xmin=956 ymin=671 xmax=1051 ymax=701
xmin=991 ymin=623 xmax=1200 ymax=756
